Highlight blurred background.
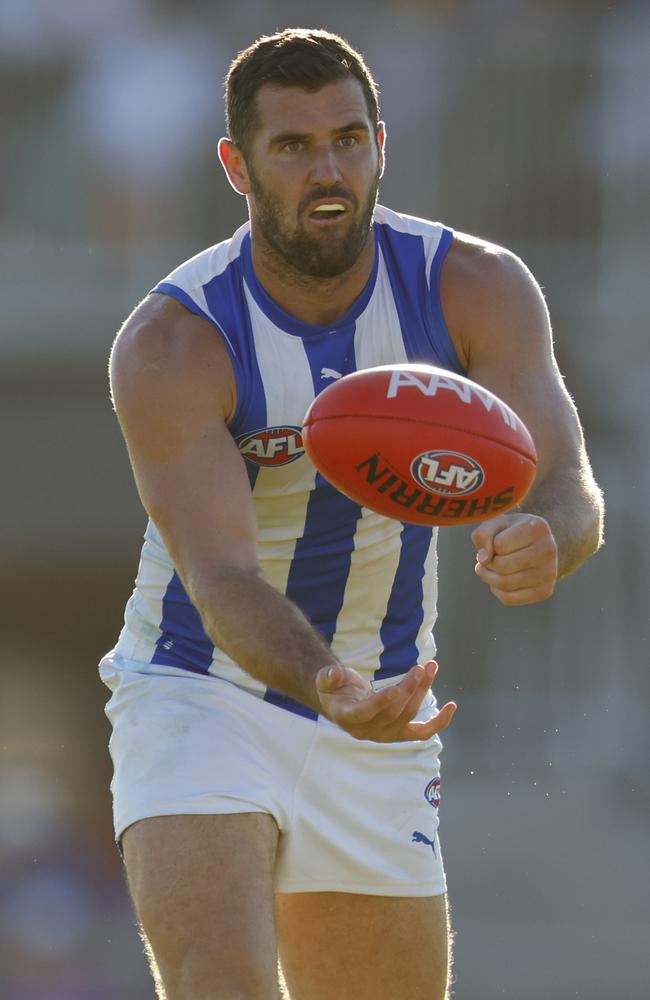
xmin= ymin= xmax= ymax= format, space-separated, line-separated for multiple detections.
xmin=1 ymin=0 xmax=648 ymax=997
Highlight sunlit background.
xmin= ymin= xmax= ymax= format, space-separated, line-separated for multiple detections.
xmin=1 ymin=1 xmax=648 ymax=997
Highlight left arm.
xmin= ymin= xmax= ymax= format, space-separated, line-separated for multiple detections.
xmin=441 ymin=234 xmax=604 ymax=605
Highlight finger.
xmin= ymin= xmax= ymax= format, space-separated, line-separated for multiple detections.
xmin=390 ymin=661 xmax=439 ymax=725
xmin=354 ymin=665 xmax=429 ymax=727
xmin=406 ymin=701 xmax=457 ymax=740
xmin=345 ymin=662 xmax=435 ymax=730
xmin=422 ymin=659 xmax=439 ymax=682
xmin=475 ymin=539 xmax=556 ymax=576
xmin=316 ymin=663 xmax=365 ymax=693
xmin=487 ymin=581 xmax=556 ymax=606
xmin=315 ymin=664 xmax=343 ymax=692
xmin=474 ymin=559 xmax=557 ymax=590
xmin=475 ymin=561 xmax=556 ymax=590
xmin=390 ymin=660 xmax=438 ymax=710
xmin=491 ymin=516 xmax=554 ymax=558
xmin=472 ymin=515 xmax=510 ymax=563
xmin=333 ymin=683 xmax=402 ymax=725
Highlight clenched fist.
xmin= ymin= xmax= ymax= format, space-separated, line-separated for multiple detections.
xmin=472 ymin=513 xmax=558 ymax=605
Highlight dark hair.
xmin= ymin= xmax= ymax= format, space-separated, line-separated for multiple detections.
xmin=225 ymin=28 xmax=380 ymax=154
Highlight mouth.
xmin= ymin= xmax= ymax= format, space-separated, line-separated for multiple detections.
xmin=306 ymin=201 xmax=349 ymax=224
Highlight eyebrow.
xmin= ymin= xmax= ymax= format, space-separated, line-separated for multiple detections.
xmin=268 ymin=120 xmax=372 ymax=147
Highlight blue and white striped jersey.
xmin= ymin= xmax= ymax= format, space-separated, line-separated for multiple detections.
xmin=113 ymin=205 xmax=465 ymax=718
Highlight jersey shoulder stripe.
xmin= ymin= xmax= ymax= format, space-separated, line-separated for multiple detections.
xmin=374 ymin=210 xmax=463 ymax=374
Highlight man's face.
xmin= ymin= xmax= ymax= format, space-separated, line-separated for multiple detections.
xmin=243 ymin=78 xmax=385 ymax=279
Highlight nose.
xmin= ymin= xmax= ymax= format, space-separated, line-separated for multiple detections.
xmin=309 ymin=143 xmax=343 ymax=186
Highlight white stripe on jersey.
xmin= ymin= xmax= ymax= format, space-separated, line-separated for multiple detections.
xmin=354 ymin=249 xmax=410 ymax=368
xmin=416 ymin=534 xmax=439 ymax=664
xmin=328 ymin=259 xmax=411 ymax=670
xmin=244 ymin=283 xmax=316 ymax=575
xmin=330 ymin=507 xmax=404 ymax=670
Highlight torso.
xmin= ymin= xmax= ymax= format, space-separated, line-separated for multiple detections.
xmin=113 ymin=205 xmax=466 ymax=717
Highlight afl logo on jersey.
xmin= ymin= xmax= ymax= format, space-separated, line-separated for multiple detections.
xmin=411 ymin=450 xmax=485 ymax=497
xmin=236 ymin=425 xmax=305 ymax=466
xmin=424 ymin=776 xmax=441 ymax=809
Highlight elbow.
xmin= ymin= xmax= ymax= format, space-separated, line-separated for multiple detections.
xmin=588 ymin=484 xmax=606 ymax=557
xmin=558 ymin=495 xmax=605 ymax=580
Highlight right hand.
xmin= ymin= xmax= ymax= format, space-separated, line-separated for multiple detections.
xmin=315 ymin=660 xmax=457 ymax=743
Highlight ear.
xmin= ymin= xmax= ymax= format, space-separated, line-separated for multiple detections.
xmin=218 ymin=137 xmax=251 ymax=195
xmin=377 ymin=122 xmax=387 ymax=179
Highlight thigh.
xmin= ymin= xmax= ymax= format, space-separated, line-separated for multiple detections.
xmin=123 ymin=813 xmax=281 ymax=999
xmin=276 ymin=891 xmax=450 ymax=1000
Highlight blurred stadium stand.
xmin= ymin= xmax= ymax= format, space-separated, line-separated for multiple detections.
xmin=1 ymin=1 xmax=648 ymax=997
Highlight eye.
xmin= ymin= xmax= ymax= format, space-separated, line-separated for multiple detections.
xmin=283 ymin=141 xmax=305 ymax=153
xmin=338 ymin=135 xmax=358 ymax=148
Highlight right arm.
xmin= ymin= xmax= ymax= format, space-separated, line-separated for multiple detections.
xmin=110 ymin=294 xmax=455 ymax=741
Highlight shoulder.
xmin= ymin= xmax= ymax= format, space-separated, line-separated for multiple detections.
xmin=442 ymin=231 xmax=543 ymax=305
xmin=110 ymin=293 xmax=236 ymax=423
xmin=440 ymin=231 xmax=551 ymax=370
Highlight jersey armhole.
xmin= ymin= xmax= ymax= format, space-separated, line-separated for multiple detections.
xmin=426 ymin=228 xmax=467 ymax=375
xmin=152 ymin=281 xmax=246 ymax=428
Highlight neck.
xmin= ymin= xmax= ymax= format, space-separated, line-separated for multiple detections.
xmin=249 ymin=224 xmax=376 ymax=327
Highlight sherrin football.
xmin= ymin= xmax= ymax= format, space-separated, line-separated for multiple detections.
xmin=302 ymin=364 xmax=537 ymax=526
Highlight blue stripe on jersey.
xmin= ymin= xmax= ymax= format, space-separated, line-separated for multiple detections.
xmin=376 ymin=223 xmax=464 ymax=374
xmin=151 ymin=571 xmax=214 ymax=673
xmin=374 ymin=524 xmax=433 ymax=682
xmin=201 ymin=263 xmax=268 ymax=492
xmin=154 ymin=269 xmax=268 ymax=491
xmin=371 ymin=226 xmax=451 ymax=683
xmin=151 ymin=261 xmax=267 ymax=674
xmin=426 ymin=227 xmax=466 ymax=373
xmin=264 ymin=478 xmax=363 ymax=720
xmin=200 ymin=249 xmax=267 ymax=453
xmin=263 ymin=326 xmax=363 ymax=719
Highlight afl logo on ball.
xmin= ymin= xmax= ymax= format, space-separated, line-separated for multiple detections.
xmin=424 ymin=777 xmax=441 ymax=809
xmin=411 ymin=450 xmax=485 ymax=497
xmin=236 ymin=425 xmax=304 ymax=466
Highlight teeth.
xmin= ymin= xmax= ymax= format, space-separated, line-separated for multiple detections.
xmin=312 ymin=203 xmax=345 ymax=212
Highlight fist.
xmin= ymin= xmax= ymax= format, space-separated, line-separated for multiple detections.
xmin=472 ymin=513 xmax=558 ymax=606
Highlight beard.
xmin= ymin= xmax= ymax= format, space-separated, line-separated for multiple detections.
xmin=248 ymin=166 xmax=380 ymax=279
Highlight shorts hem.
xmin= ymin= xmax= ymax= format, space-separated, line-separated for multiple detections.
xmin=114 ymin=802 xmax=273 ymax=844
xmin=274 ymin=879 xmax=447 ymax=897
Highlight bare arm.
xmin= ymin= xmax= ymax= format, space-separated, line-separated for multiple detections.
xmin=110 ymin=294 xmax=455 ymax=739
xmin=442 ymin=235 xmax=604 ymax=604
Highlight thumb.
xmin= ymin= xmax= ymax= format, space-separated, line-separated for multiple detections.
xmin=315 ymin=663 xmax=344 ymax=692
xmin=471 ymin=515 xmax=509 ymax=564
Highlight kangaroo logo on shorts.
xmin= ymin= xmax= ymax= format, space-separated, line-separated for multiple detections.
xmin=411 ymin=450 xmax=484 ymax=497
xmin=424 ymin=776 xmax=441 ymax=809
xmin=236 ymin=425 xmax=304 ymax=466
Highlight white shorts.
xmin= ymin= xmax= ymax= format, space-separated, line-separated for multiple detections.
xmin=99 ymin=654 xmax=447 ymax=897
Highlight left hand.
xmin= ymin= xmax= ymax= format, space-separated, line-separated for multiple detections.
xmin=315 ymin=660 xmax=457 ymax=742
xmin=472 ymin=513 xmax=558 ymax=606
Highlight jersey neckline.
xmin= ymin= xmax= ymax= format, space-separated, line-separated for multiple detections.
xmin=240 ymin=229 xmax=380 ymax=338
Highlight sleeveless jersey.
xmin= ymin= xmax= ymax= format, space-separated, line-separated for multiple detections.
xmin=112 ymin=204 xmax=465 ymax=719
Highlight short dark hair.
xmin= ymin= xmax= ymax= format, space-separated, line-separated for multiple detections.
xmin=225 ymin=28 xmax=380 ymax=154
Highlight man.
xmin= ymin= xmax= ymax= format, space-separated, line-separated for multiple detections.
xmin=103 ymin=27 xmax=604 ymax=1000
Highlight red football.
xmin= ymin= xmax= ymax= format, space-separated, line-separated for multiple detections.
xmin=302 ymin=364 xmax=537 ymax=526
